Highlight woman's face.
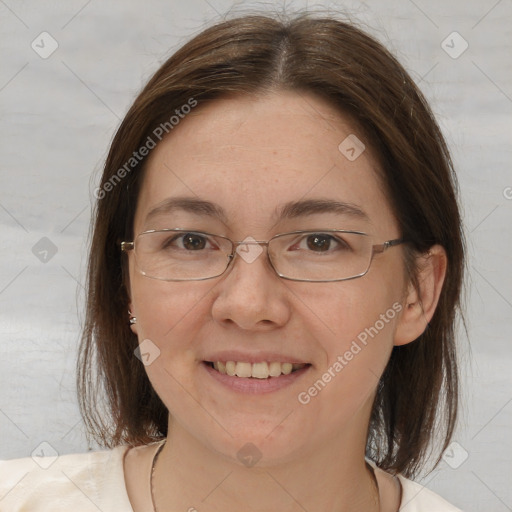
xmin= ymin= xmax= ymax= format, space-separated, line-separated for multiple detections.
xmin=128 ymin=91 xmax=408 ymax=465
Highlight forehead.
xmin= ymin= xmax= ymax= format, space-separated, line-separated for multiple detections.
xmin=134 ymin=91 xmax=397 ymax=235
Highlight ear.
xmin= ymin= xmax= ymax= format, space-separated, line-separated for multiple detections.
xmin=128 ymin=302 xmax=138 ymax=335
xmin=394 ymin=244 xmax=447 ymax=346
xmin=124 ymin=261 xmax=138 ymax=335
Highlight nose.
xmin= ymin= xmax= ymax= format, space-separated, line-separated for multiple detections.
xmin=210 ymin=241 xmax=291 ymax=331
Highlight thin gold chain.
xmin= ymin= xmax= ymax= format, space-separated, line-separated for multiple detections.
xmin=150 ymin=440 xmax=165 ymax=512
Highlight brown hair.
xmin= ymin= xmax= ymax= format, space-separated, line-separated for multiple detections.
xmin=78 ymin=11 xmax=465 ymax=479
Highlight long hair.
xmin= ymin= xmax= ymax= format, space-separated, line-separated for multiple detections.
xmin=78 ymin=12 xmax=465 ymax=479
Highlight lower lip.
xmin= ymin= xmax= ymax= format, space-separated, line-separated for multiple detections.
xmin=201 ymin=362 xmax=311 ymax=394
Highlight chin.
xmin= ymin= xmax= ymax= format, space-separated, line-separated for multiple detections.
xmin=205 ymin=422 xmax=313 ymax=469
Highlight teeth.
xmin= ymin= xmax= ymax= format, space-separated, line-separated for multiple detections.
xmin=225 ymin=361 xmax=236 ymax=376
xmin=281 ymin=362 xmax=293 ymax=375
xmin=252 ymin=362 xmax=269 ymax=379
xmin=235 ymin=362 xmax=252 ymax=378
xmin=269 ymin=361 xmax=282 ymax=377
xmin=211 ymin=361 xmax=306 ymax=378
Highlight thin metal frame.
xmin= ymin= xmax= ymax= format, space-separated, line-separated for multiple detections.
xmin=120 ymin=228 xmax=405 ymax=282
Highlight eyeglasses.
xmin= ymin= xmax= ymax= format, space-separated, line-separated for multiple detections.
xmin=120 ymin=229 xmax=405 ymax=282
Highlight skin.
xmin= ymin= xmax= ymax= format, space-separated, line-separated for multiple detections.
xmin=124 ymin=90 xmax=447 ymax=512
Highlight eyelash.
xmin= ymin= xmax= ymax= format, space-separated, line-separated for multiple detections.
xmin=162 ymin=232 xmax=352 ymax=253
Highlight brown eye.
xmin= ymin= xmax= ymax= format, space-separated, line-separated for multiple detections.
xmin=181 ymin=233 xmax=207 ymax=250
xmin=160 ymin=232 xmax=210 ymax=251
xmin=306 ymin=234 xmax=334 ymax=252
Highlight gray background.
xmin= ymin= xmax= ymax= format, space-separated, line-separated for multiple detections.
xmin=0 ymin=1 xmax=511 ymax=510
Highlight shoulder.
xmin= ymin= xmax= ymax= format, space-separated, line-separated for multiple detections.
xmin=0 ymin=445 xmax=133 ymax=512
xmin=398 ymin=475 xmax=464 ymax=512
xmin=368 ymin=458 xmax=463 ymax=512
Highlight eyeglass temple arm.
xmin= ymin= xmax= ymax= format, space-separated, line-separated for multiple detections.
xmin=372 ymin=238 xmax=405 ymax=254
xmin=120 ymin=241 xmax=134 ymax=252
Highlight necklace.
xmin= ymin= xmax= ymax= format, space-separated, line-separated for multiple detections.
xmin=150 ymin=440 xmax=165 ymax=512
xmin=150 ymin=440 xmax=380 ymax=512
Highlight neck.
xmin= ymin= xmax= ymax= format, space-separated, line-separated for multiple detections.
xmin=152 ymin=418 xmax=379 ymax=512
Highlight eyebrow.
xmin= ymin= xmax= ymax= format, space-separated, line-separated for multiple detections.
xmin=144 ymin=196 xmax=369 ymax=225
xmin=275 ymin=198 xmax=369 ymax=222
xmin=145 ymin=197 xmax=229 ymax=224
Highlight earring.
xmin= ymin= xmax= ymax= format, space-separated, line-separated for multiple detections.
xmin=128 ymin=310 xmax=137 ymax=325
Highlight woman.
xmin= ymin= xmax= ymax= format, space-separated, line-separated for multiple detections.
xmin=0 ymin=11 xmax=465 ymax=511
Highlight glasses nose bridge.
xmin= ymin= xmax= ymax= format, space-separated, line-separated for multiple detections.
xmin=227 ymin=238 xmax=276 ymax=273
xmin=232 ymin=239 xmax=270 ymax=249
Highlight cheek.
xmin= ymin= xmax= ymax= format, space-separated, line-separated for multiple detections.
xmin=295 ymin=274 xmax=403 ymax=398
xmin=130 ymin=276 xmax=216 ymax=414
xmin=293 ymin=282 xmax=402 ymax=436
xmin=298 ymin=276 xmax=402 ymax=349
xmin=130 ymin=271 xmax=213 ymax=355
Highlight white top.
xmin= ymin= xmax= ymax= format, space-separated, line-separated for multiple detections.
xmin=0 ymin=444 xmax=463 ymax=511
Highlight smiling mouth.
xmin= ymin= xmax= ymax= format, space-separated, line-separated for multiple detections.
xmin=204 ymin=361 xmax=310 ymax=379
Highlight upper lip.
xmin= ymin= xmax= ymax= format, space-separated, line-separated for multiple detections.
xmin=201 ymin=351 xmax=310 ymax=364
